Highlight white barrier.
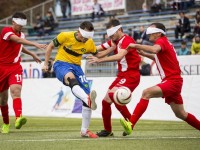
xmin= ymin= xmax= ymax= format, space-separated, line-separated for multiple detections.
xmin=5 ymin=76 xmax=200 ymax=121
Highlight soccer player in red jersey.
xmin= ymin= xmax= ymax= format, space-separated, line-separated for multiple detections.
xmin=87 ymin=19 xmax=141 ymax=137
xmin=0 ymin=12 xmax=47 ymax=133
xmin=120 ymin=23 xmax=200 ymax=135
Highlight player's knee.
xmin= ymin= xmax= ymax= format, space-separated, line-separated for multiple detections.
xmin=141 ymin=89 xmax=151 ymax=99
xmin=174 ymin=111 xmax=187 ymax=120
xmin=67 ymin=77 xmax=79 ymax=89
xmin=10 ymin=88 xmax=21 ymax=98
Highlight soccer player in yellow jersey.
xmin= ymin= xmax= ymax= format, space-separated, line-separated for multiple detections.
xmin=42 ymin=21 xmax=113 ymax=138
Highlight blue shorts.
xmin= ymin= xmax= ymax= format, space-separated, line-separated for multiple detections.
xmin=53 ymin=61 xmax=90 ymax=94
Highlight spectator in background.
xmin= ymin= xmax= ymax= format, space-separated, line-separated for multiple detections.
xmin=44 ymin=11 xmax=57 ymax=35
xmin=150 ymin=0 xmax=161 ymax=13
xmin=32 ymin=14 xmax=45 ymax=36
xmin=60 ymin=0 xmax=71 ymax=18
xmin=142 ymin=0 xmax=148 ymax=13
xmin=174 ymin=12 xmax=191 ymax=40
xmin=91 ymin=0 xmax=105 ymax=21
xmin=191 ymin=35 xmax=200 ymax=55
xmin=195 ymin=9 xmax=200 ymax=24
xmin=101 ymin=33 xmax=109 ymax=43
xmin=193 ymin=22 xmax=200 ymax=37
xmin=177 ymin=41 xmax=191 ymax=55
xmin=137 ymin=25 xmax=152 ymax=45
xmin=127 ymin=28 xmax=139 ymax=42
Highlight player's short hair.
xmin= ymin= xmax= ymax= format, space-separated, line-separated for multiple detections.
xmin=80 ymin=21 xmax=94 ymax=31
xmin=150 ymin=23 xmax=166 ymax=36
xmin=106 ymin=19 xmax=121 ymax=29
xmin=12 ymin=12 xmax=27 ymax=19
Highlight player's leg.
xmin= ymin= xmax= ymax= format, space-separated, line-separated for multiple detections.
xmin=9 ymin=66 xmax=27 ymax=129
xmin=170 ymin=102 xmax=200 ymax=130
xmin=64 ymin=73 xmax=97 ymax=110
xmin=120 ymin=85 xmax=162 ymax=135
xmin=0 ymin=90 xmax=10 ymax=133
xmin=10 ymin=84 xmax=27 ymax=129
xmin=96 ymin=92 xmax=114 ymax=137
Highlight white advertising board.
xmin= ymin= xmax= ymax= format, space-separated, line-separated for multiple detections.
xmin=5 ymin=76 xmax=200 ymax=121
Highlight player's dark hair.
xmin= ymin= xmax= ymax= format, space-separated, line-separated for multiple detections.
xmin=151 ymin=23 xmax=166 ymax=36
xmin=151 ymin=23 xmax=166 ymax=32
xmin=106 ymin=19 xmax=121 ymax=29
xmin=12 ymin=12 xmax=27 ymax=19
xmin=80 ymin=21 xmax=94 ymax=31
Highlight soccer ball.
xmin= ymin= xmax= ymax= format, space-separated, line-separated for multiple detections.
xmin=113 ymin=87 xmax=132 ymax=105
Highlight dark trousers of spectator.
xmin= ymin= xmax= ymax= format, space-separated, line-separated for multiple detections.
xmin=175 ymin=26 xmax=190 ymax=39
xmin=91 ymin=12 xmax=104 ymax=20
xmin=61 ymin=1 xmax=71 ymax=18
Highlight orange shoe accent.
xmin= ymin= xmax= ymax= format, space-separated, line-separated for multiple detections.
xmin=81 ymin=130 xmax=98 ymax=138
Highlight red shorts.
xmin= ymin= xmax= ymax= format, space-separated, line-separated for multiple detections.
xmin=0 ymin=64 xmax=23 ymax=92
xmin=157 ymin=78 xmax=183 ymax=104
xmin=109 ymin=70 xmax=140 ymax=92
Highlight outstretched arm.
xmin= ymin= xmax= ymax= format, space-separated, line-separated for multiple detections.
xmin=87 ymin=49 xmax=127 ymax=64
xmin=10 ymin=35 xmax=47 ymax=50
xmin=42 ymin=41 xmax=54 ymax=72
xmin=127 ymin=43 xmax=161 ymax=54
xmin=22 ymin=47 xmax=42 ymax=63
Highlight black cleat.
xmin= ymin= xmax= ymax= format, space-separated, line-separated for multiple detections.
xmin=122 ymin=131 xmax=128 ymax=136
xmin=96 ymin=130 xmax=114 ymax=137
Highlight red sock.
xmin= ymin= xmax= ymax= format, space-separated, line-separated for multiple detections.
xmin=102 ymin=100 xmax=112 ymax=132
xmin=13 ymin=98 xmax=22 ymax=118
xmin=185 ymin=113 xmax=200 ymax=130
xmin=0 ymin=104 xmax=9 ymax=124
xmin=130 ymin=98 xmax=149 ymax=127
xmin=114 ymin=102 xmax=131 ymax=120
xmin=109 ymin=92 xmax=131 ymax=120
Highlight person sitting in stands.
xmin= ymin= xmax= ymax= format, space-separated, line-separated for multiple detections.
xmin=174 ymin=12 xmax=191 ymax=40
xmin=191 ymin=35 xmax=200 ymax=55
xmin=32 ymin=14 xmax=45 ymax=36
xmin=177 ymin=41 xmax=191 ymax=55
xmin=44 ymin=11 xmax=57 ymax=35
xmin=91 ymin=0 xmax=105 ymax=20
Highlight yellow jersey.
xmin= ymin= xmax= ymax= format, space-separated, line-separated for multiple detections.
xmin=53 ymin=31 xmax=97 ymax=66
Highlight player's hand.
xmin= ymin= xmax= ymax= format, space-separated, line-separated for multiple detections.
xmin=42 ymin=64 xmax=49 ymax=72
xmin=86 ymin=55 xmax=100 ymax=64
xmin=35 ymin=44 xmax=47 ymax=50
xmin=137 ymin=49 xmax=145 ymax=56
xmin=32 ymin=54 xmax=42 ymax=63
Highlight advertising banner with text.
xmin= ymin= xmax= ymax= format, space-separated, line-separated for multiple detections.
xmin=55 ymin=0 xmax=125 ymax=16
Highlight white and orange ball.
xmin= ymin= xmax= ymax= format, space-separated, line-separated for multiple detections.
xmin=113 ymin=87 xmax=132 ymax=105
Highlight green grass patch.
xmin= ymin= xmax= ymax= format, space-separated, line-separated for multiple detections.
xmin=0 ymin=117 xmax=199 ymax=150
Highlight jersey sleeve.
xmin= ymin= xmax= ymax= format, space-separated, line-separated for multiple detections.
xmin=53 ymin=32 xmax=68 ymax=47
xmin=155 ymin=38 xmax=166 ymax=52
xmin=121 ymin=36 xmax=135 ymax=50
xmin=1 ymin=27 xmax=14 ymax=41
xmin=101 ymin=40 xmax=112 ymax=50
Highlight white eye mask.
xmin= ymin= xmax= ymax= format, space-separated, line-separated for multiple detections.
xmin=106 ymin=25 xmax=122 ymax=37
xmin=146 ymin=27 xmax=166 ymax=35
xmin=12 ymin=18 xmax=27 ymax=26
xmin=79 ymin=27 xmax=94 ymax=38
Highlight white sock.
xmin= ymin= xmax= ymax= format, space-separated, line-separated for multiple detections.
xmin=71 ymin=85 xmax=89 ymax=105
xmin=81 ymin=106 xmax=92 ymax=134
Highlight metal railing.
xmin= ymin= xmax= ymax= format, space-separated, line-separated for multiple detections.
xmin=0 ymin=0 xmax=55 ymax=28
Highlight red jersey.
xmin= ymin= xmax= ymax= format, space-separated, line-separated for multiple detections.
xmin=154 ymin=36 xmax=182 ymax=80
xmin=101 ymin=34 xmax=141 ymax=72
xmin=0 ymin=27 xmax=25 ymax=65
